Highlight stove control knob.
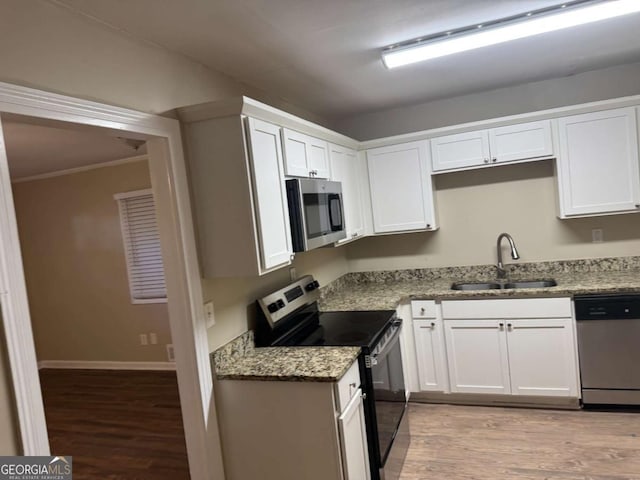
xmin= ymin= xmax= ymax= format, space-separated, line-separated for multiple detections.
xmin=267 ymin=302 xmax=279 ymax=313
xmin=305 ymin=280 xmax=320 ymax=291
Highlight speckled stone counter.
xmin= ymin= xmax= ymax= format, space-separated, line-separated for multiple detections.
xmin=319 ymin=257 xmax=640 ymax=311
xmin=214 ymin=345 xmax=360 ymax=382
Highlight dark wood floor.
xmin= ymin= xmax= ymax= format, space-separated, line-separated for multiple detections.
xmin=400 ymin=403 xmax=640 ymax=480
xmin=40 ymin=369 xmax=190 ymax=480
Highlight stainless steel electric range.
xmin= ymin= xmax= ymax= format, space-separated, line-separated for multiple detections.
xmin=255 ymin=275 xmax=409 ymax=480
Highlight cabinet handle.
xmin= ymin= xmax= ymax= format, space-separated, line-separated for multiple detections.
xmin=492 ymin=158 xmax=497 ymax=163
xmin=349 ymin=382 xmax=357 ymax=388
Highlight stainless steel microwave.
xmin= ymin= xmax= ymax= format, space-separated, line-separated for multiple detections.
xmin=286 ymin=178 xmax=346 ymax=252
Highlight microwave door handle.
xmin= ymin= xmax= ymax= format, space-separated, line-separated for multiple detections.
xmin=328 ymin=194 xmax=343 ymax=231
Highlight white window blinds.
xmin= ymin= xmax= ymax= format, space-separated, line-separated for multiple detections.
xmin=115 ymin=189 xmax=167 ymax=303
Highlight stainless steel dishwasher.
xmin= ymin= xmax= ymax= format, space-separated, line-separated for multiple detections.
xmin=575 ymin=294 xmax=640 ymax=405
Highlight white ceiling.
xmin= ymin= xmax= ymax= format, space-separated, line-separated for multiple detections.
xmin=3 ymin=116 xmax=146 ymax=179
xmin=52 ymin=0 xmax=640 ymax=120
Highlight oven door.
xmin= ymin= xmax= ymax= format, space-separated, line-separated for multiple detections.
xmin=370 ymin=322 xmax=407 ymax=470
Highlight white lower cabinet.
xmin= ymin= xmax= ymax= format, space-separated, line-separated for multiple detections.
xmin=411 ymin=301 xmax=448 ymax=392
xmin=441 ymin=298 xmax=579 ymax=398
xmin=444 ymin=319 xmax=511 ymax=394
xmin=216 ymin=360 xmax=370 ymax=480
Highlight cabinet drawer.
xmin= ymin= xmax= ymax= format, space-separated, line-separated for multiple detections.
xmin=335 ymin=360 xmax=361 ymax=412
xmin=442 ymin=298 xmax=572 ymax=319
xmin=411 ymin=300 xmax=437 ymax=318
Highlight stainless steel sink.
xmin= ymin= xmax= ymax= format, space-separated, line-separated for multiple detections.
xmin=451 ymin=279 xmax=557 ymax=291
xmin=503 ymin=279 xmax=557 ymax=289
xmin=451 ymin=282 xmax=502 ymax=291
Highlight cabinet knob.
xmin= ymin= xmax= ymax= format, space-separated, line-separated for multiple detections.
xmin=420 ymin=307 xmax=425 ymax=314
xmin=499 ymin=322 xmax=504 ymax=329
xmin=507 ymin=323 xmax=513 ymax=329
xmin=492 ymin=158 xmax=497 ymax=163
xmin=636 ymin=204 xmax=640 ymax=208
xmin=484 ymin=158 xmax=489 ymax=164
xmin=430 ymin=322 xmax=435 ymax=328
xmin=426 ymin=224 xmax=431 ymax=229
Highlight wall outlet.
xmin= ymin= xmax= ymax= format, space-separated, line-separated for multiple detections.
xmin=166 ymin=344 xmax=175 ymax=362
xmin=289 ymin=267 xmax=297 ymax=281
xmin=139 ymin=333 xmax=148 ymax=346
xmin=204 ymin=301 xmax=215 ymax=328
xmin=149 ymin=332 xmax=158 ymax=345
xmin=592 ymin=228 xmax=604 ymax=243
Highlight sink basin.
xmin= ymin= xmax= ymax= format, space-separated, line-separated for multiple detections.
xmin=451 ymin=279 xmax=557 ymax=291
xmin=503 ymin=280 xmax=557 ymax=289
xmin=451 ymin=282 xmax=502 ymax=291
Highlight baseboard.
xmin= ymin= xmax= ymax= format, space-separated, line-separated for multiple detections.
xmin=408 ymin=391 xmax=581 ymax=410
xmin=37 ymin=360 xmax=176 ymax=371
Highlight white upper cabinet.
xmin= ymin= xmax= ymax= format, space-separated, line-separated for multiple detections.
xmin=366 ymin=140 xmax=437 ymax=234
xmin=329 ymin=143 xmax=365 ymax=243
xmin=431 ymin=130 xmax=490 ymax=171
xmin=556 ymin=107 xmax=640 ymax=218
xmin=245 ymin=118 xmax=293 ymax=271
xmin=182 ymin=115 xmax=293 ymax=277
xmin=488 ymin=120 xmax=553 ymax=163
xmin=431 ymin=120 xmax=553 ymax=173
xmin=282 ymin=128 xmax=330 ymax=178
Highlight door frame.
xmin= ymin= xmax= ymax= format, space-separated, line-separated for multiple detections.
xmin=0 ymin=82 xmax=224 ymax=480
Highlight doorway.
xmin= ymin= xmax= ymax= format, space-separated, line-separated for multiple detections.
xmin=4 ymin=114 xmax=189 ymax=477
xmin=0 ymin=82 xmax=224 ymax=480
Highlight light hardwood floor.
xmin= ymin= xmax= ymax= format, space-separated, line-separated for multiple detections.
xmin=40 ymin=369 xmax=190 ymax=480
xmin=400 ymin=403 xmax=640 ymax=480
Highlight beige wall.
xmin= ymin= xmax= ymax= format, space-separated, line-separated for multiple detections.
xmin=0 ymin=0 xmax=328 ymax=126
xmin=12 ymin=159 xmax=173 ymax=362
xmin=336 ymin=62 xmax=640 ymax=141
xmin=205 ymin=247 xmax=349 ymax=351
xmin=348 ymin=160 xmax=640 ymax=271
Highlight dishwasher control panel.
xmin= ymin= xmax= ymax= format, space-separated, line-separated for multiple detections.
xmin=574 ymin=294 xmax=640 ymax=320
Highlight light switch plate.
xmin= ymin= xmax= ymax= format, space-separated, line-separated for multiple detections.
xmin=204 ymin=301 xmax=215 ymax=328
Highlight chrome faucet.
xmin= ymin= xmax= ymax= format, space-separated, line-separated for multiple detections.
xmin=496 ymin=233 xmax=520 ymax=279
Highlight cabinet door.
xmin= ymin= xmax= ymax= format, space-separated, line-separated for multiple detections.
xmin=507 ymin=318 xmax=579 ymax=397
xmin=308 ymin=136 xmax=330 ymax=179
xmin=413 ymin=319 xmax=448 ymax=392
xmin=557 ymin=107 xmax=640 ymax=217
xmin=282 ymin=129 xmax=330 ymax=178
xmin=330 ymin=144 xmax=364 ymax=243
xmin=444 ymin=320 xmax=511 ymax=394
xmin=431 ymin=130 xmax=490 ymax=172
xmin=338 ymin=390 xmax=371 ymax=480
xmin=367 ymin=141 xmax=435 ymax=233
xmin=281 ymin=128 xmax=310 ymax=177
xmin=245 ymin=118 xmax=293 ymax=271
xmin=489 ymin=120 xmax=553 ymax=163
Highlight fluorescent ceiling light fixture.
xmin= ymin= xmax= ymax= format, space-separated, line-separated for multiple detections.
xmin=382 ymin=0 xmax=640 ymax=69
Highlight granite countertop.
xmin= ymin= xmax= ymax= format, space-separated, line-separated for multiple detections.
xmin=213 ymin=257 xmax=640 ymax=382
xmin=214 ymin=338 xmax=360 ymax=382
xmin=319 ymin=259 xmax=640 ymax=311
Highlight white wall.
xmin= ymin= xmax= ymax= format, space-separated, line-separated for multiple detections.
xmin=336 ymin=62 xmax=640 ymax=141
